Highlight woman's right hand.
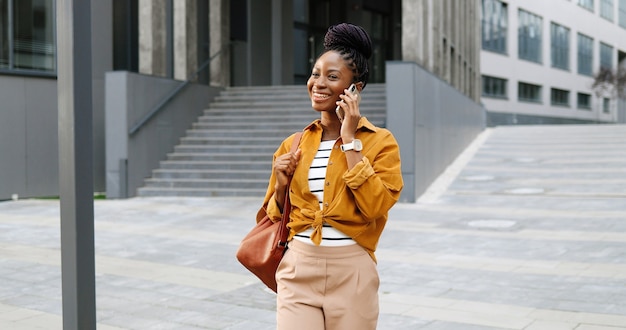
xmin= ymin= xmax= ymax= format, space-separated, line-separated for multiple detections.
xmin=273 ymin=148 xmax=302 ymax=194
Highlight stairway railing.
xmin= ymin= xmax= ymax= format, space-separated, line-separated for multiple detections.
xmin=129 ymin=43 xmax=231 ymax=136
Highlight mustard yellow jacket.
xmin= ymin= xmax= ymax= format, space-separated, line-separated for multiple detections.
xmin=258 ymin=117 xmax=404 ymax=261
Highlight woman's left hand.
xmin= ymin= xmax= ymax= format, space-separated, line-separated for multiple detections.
xmin=336 ymin=87 xmax=361 ymax=139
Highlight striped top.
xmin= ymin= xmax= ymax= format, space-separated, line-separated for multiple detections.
xmin=293 ymin=140 xmax=356 ymax=246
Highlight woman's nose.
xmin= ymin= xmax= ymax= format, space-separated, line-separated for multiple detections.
xmin=313 ymin=78 xmax=326 ymax=88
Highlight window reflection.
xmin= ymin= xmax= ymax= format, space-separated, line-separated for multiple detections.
xmin=1 ymin=0 xmax=55 ymax=73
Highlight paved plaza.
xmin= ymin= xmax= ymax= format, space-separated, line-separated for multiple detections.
xmin=0 ymin=124 xmax=625 ymax=329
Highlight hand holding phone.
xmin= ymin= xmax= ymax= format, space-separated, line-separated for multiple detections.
xmin=336 ymin=83 xmax=359 ymax=122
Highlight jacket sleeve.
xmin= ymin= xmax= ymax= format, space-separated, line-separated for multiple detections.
xmin=342 ymin=130 xmax=403 ymax=221
xmin=258 ymin=134 xmax=297 ymax=223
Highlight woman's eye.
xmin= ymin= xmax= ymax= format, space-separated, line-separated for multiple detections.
xmin=329 ymin=75 xmax=338 ymax=80
xmin=311 ymin=72 xmax=320 ymax=77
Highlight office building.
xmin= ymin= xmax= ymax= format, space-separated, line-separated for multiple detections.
xmin=481 ymin=0 xmax=626 ymax=125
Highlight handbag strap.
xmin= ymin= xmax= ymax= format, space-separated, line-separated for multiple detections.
xmin=281 ymin=131 xmax=303 ymax=217
xmin=278 ymin=131 xmax=303 ymax=247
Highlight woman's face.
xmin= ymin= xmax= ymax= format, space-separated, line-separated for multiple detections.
xmin=307 ymin=51 xmax=355 ymax=113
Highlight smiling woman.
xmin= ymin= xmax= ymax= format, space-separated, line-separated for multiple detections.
xmin=253 ymin=23 xmax=404 ymax=330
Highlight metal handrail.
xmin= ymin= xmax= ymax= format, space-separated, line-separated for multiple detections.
xmin=129 ymin=44 xmax=229 ymax=136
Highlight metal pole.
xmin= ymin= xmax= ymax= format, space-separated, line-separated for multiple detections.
xmin=57 ymin=0 xmax=96 ymax=329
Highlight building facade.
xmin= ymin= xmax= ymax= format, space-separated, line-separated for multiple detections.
xmin=481 ymin=0 xmax=626 ymax=125
xmin=0 ymin=0 xmax=482 ymax=200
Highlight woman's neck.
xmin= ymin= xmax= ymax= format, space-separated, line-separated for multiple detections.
xmin=320 ymin=112 xmax=341 ymax=141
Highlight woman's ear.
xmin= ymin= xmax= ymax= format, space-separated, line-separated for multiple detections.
xmin=355 ymin=81 xmax=364 ymax=92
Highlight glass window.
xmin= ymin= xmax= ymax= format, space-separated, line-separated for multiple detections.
xmin=620 ymin=0 xmax=626 ymax=28
xmin=600 ymin=42 xmax=614 ymax=69
xmin=518 ymin=9 xmax=543 ymax=63
xmin=482 ymin=75 xmax=507 ymax=98
xmin=0 ymin=0 xmax=7 ymax=69
xmin=293 ymin=28 xmax=309 ymax=84
xmin=551 ymin=88 xmax=570 ymax=107
xmin=603 ymin=97 xmax=611 ymax=113
xmin=0 ymin=0 xmax=55 ymax=74
xmin=293 ymin=0 xmax=309 ymax=24
xmin=482 ymin=0 xmax=508 ymax=54
xmin=578 ymin=0 xmax=595 ymax=11
xmin=551 ymin=22 xmax=570 ymax=70
xmin=518 ymin=82 xmax=542 ymax=103
xmin=577 ymin=93 xmax=592 ymax=109
xmin=601 ymin=0 xmax=614 ymax=21
xmin=577 ymin=33 xmax=593 ymax=76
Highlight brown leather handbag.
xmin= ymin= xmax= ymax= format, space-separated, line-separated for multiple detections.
xmin=236 ymin=132 xmax=302 ymax=293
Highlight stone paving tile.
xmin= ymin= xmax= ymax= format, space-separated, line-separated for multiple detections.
xmin=377 ymin=313 xmax=432 ymax=329
xmin=418 ymin=321 xmax=504 ymax=330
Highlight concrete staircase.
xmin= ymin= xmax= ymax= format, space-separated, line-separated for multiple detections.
xmin=137 ymin=84 xmax=387 ymax=197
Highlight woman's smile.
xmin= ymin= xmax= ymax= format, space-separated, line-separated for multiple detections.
xmin=312 ymin=92 xmax=332 ymax=102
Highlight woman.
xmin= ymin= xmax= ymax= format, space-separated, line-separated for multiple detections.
xmin=259 ymin=23 xmax=403 ymax=329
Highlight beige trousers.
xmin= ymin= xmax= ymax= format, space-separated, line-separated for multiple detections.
xmin=275 ymin=239 xmax=379 ymax=330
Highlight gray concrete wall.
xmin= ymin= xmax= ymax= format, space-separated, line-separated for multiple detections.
xmin=0 ymin=76 xmax=59 ymax=200
xmin=386 ymin=61 xmax=485 ymax=202
xmin=92 ymin=0 xmax=113 ymax=194
xmin=105 ymin=71 xmax=221 ymax=198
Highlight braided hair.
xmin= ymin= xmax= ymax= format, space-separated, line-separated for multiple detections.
xmin=323 ymin=23 xmax=373 ymax=88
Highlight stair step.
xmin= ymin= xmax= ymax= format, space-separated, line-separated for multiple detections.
xmin=137 ymin=187 xmax=266 ymax=197
xmin=143 ymin=178 xmax=268 ymax=189
xmin=196 ymin=114 xmax=385 ymax=123
xmin=185 ymin=129 xmax=305 ymax=138
xmin=152 ymin=169 xmax=270 ymax=180
xmin=173 ymin=145 xmax=278 ymax=153
xmin=166 ymin=153 xmax=272 ymax=162
xmin=192 ymin=122 xmax=310 ymax=130
xmin=180 ymin=136 xmax=285 ymax=146
xmin=160 ymin=160 xmax=271 ymax=170
xmin=190 ymin=118 xmax=385 ymax=130
xmin=213 ymin=94 xmax=309 ymax=102
xmin=197 ymin=114 xmax=315 ymax=123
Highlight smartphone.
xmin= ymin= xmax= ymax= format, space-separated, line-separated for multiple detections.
xmin=336 ymin=83 xmax=359 ymax=122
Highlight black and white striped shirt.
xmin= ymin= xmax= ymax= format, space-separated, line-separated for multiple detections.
xmin=294 ymin=140 xmax=356 ymax=246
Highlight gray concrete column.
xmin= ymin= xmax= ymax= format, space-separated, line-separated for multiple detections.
xmin=402 ymin=0 xmax=481 ymax=103
xmin=139 ymin=0 xmax=167 ymax=77
xmin=248 ymin=0 xmax=272 ymax=85
xmin=271 ymin=0 xmax=294 ymax=85
xmin=209 ymin=0 xmax=230 ymax=86
xmin=402 ymin=0 xmax=435 ymax=72
xmin=401 ymin=0 xmax=424 ymax=65
xmin=472 ymin=0 xmax=481 ymax=102
xmin=174 ymin=0 xmax=197 ymax=81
